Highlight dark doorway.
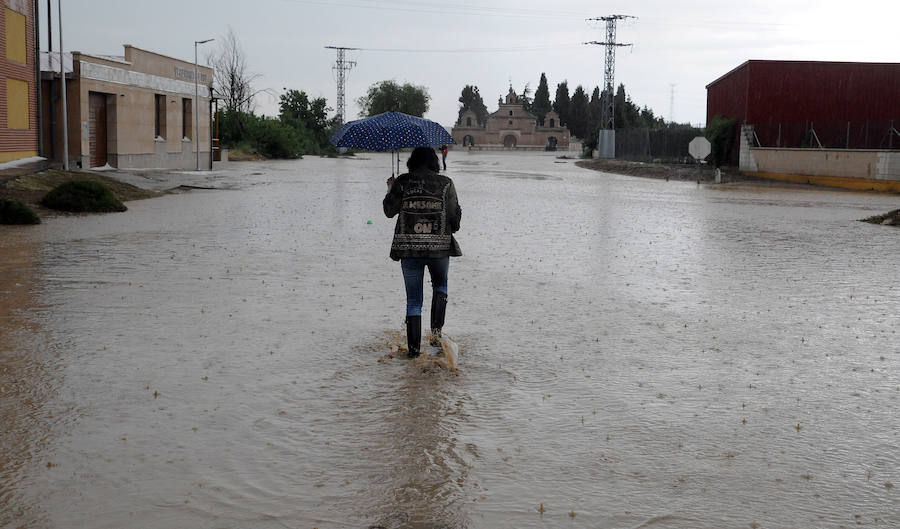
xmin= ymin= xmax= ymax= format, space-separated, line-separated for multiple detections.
xmin=546 ymin=136 xmax=558 ymax=151
xmin=89 ymin=92 xmax=108 ymax=168
xmin=503 ymin=135 xmax=516 ymax=148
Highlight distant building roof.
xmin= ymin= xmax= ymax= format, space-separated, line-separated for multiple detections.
xmin=40 ymin=51 xmax=73 ymax=73
xmin=706 ymin=59 xmax=900 ymax=89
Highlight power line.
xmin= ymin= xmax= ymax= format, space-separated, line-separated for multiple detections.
xmin=639 ymin=16 xmax=789 ymax=31
xmin=325 ymin=46 xmax=358 ymax=125
xmin=281 ymin=0 xmax=585 ymax=20
xmin=282 ymin=0 xmax=792 ymax=29
xmin=355 ymin=43 xmax=584 ymax=53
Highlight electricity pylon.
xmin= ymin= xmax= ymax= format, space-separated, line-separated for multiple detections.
xmin=325 ymin=46 xmax=358 ymax=125
xmin=585 ymin=15 xmax=635 ymax=130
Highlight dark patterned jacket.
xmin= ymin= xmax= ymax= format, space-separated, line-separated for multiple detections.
xmin=383 ymin=168 xmax=462 ymax=261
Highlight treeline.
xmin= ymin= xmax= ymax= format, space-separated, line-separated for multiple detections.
xmin=216 ymin=80 xmax=433 ymax=158
xmin=459 ymin=73 xmax=687 ymax=150
xmin=217 ymin=90 xmax=339 ymax=159
xmin=210 ymin=28 xmax=339 ymax=158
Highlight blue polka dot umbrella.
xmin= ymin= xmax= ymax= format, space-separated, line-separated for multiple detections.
xmin=330 ymin=111 xmax=455 ymax=152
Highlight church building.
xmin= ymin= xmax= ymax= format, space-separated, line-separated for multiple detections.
xmin=451 ymin=87 xmax=569 ymax=150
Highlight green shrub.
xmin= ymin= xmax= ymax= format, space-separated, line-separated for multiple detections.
xmin=0 ymin=198 xmax=41 ymax=224
xmin=218 ymin=103 xmax=339 ymax=158
xmin=40 ymin=180 xmax=127 ymax=213
xmin=706 ymin=115 xmax=737 ymax=167
xmin=250 ymin=118 xmax=304 ymax=159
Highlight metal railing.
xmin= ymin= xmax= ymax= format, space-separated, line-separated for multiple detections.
xmin=749 ymin=120 xmax=900 ymax=150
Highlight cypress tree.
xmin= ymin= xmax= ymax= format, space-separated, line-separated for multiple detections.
xmin=553 ymin=81 xmax=570 ymax=127
xmin=532 ymin=73 xmax=552 ymax=125
xmin=569 ymin=85 xmax=589 ymax=139
xmin=457 ymin=85 xmax=489 ymax=125
xmin=588 ymin=86 xmax=602 ymax=134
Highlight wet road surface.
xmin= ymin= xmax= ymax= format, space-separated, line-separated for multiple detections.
xmin=1 ymin=152 xmax=899 ymax=528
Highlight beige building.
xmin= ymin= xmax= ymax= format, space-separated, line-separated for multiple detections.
xmin=41 ymin=44 xmax=213 ymax=169
xmin=451 ymin=87 xmax=569 ymax=150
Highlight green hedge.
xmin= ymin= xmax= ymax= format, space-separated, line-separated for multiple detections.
xmin=217 ymin=106 xmax=341 ymax=159
xmin=40 ymin=180 xmax=127 ymax=213
xmin=0 ymin=198 xmax=41 ymax=224
xmin=706 ymin=115 xmax=737 ymax=167
xmin=249 ymin=118 xmax=304 ymax=159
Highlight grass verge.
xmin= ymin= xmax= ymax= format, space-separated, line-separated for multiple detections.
xmin=1 ymin=169 xmax=160 ymax=216
xmin=40 ymin=180 xmax=127 ymax=213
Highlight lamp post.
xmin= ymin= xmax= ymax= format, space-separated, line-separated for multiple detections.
xmin=59 ymin=0 xmax=68 ymax=170
xmin=194 ymin=38 xmax=214 ymax=170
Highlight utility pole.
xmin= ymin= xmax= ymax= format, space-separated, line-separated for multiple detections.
xmin=47 ymin=0 xmax=52 ymax=52
xmin=585 ymin=15 xmax=635 ymax=131
xmin=58 ymin=0 xmax=68 ymax=170
xmin=194 ymin=38 xmax=214 ymax=171
xmin=325 ymin=46 xmax=358 ymax=126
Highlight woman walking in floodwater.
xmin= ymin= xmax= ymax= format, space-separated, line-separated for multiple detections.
xmin=384 ymin=146 xmax=462 ymax=357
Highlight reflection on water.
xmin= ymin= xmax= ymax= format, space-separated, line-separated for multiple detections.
xmin=1 ymin=152 xmax=898 ymax=528
xmin=0 ymin=231 xmax=56 ymax=527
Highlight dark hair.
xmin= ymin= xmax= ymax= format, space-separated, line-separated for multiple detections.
xmin=406 ymin=146 xmax=440 ymax=172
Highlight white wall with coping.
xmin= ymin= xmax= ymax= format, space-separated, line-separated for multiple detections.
xmin=876 ymin=151 xmax=900 ymax=179
xmin=80 ymin=62 xmax=201 ymax=98
xmin=739 ymin=125 xmax=900 ymax=181
xmin=748 ymin=148 xmax=900 ymax=181
xmin=111 ymin=146 xmax=197 ymax=169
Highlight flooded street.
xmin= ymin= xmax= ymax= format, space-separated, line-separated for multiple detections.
xmin=2 ymin=151 xmax=899 ymax=528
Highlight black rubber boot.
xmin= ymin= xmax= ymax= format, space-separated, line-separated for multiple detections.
xmin=406 ymin=315 xmax=421 ymax=358
xmin=430 ymin=291 xmax=447 ymax=346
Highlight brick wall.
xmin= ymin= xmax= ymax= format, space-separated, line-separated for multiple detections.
xmin=0 ymin=0 xmax=38 ymax=162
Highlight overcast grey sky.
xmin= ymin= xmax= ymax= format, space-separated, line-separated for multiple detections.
xmin=42 ymin=0 xmax=899 ymax=128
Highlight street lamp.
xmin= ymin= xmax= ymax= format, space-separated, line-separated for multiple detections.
xmin=59 ymin=0 xmax=68 ymax=170
xmin=194 ymin=38 xmax=214 ymax=170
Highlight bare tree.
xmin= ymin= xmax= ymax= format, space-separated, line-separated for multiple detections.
xmin=207 ymin=28 xmax=265 ymax=113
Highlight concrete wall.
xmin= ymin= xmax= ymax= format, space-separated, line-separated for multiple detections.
xmin=597 ymin=130 xmax=614 ymax=159
xmin=752 ymin=149 xmax=900 ymax=180
xmin=740 ymin=131 xmax=900 ymax=192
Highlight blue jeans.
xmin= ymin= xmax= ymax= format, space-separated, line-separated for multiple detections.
xmin=400 ymin=257 xmax=449 ymax=316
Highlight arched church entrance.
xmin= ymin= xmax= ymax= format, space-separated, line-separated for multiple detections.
xmin=503 ymin=135 xmax=517 ymax=148
xmin=546 ymin=136 xmax=558 ymax=151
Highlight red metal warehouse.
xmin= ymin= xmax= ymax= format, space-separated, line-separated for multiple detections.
xmin=706 ymin=60 xmax=900 ymax=163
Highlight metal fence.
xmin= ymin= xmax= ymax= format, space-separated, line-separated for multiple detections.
xmin=615 ymin=127 xmax=704 ymax=162
xmin=749 ymin=120 xmax=900 ymax=150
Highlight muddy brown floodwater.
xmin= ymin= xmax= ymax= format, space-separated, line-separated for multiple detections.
xmin=1 ymin=152 xmax=899 ymax=528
